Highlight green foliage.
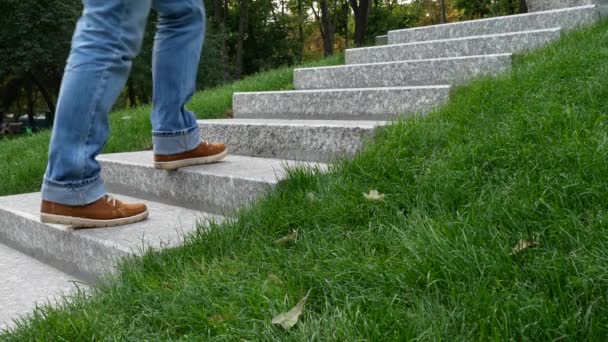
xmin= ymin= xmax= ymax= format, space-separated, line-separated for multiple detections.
xmin=0 ymin=0 xmax=81 ymax=116
xmin=453 ymin=0 xmax=522 ymax=18
xmin=3 ymin=19 xmax=608 ymax=341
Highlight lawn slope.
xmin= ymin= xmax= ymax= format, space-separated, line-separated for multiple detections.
xmin=2 ymin=22 xmax=608 ymax=340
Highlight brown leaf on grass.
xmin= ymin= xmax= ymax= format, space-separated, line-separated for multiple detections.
xmin=268 ymin=273 xmax=285 ymax=286
xmin=363 ymin=189 xmax=385 ymax=201
xmin=511 ymin=240 xmax=540 ymax=255
xmin=208 ymin=314 xmax=226 ymax=323
xmin=274 ymin=230 xmax=298 ymax=246
xmin=271 ymin=291 xmax=310 ymax=330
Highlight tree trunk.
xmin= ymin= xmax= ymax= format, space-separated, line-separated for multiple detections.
xmin=26 ymin=81 xmax=36 ymax=128
xmin=127 ymin=79 xmax=137 ymax=107
xmin=235 ymin=0 xmax=248 ymax=79
xmin=320 ymin=0 xmax=336 ymax=56
xmin=440 ymin=0 xmax=447 ymax=24
xmin=519 ymin=0 xmax=527 ymax=13
xmin=29 ymin=74 xmax=56 ymax=122
xmin=349 ymin=0 xmax=371 ymax=47
xmin=140 ymin=86 xmax=150 ymax=104
xmin=344 ymin=0 xmax=349 ymax=48
xmin=298 ymin=0 xmax=304 ymax=63
xmin=214 ymin=0 xmax=229 ymax=81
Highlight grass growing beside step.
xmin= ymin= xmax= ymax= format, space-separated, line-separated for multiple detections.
xmin=4 ymin=21 xmax=608 ymax=340
xmin=0 ymin=55 xmax=344 ymax=197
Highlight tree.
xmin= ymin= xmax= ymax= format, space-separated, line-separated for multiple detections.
xmin=349 ymin=0 xmax=372 ymax=47
xmin=0 ymin=0 xmax=81 ymax=120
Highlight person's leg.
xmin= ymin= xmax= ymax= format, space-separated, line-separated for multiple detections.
xmin=41 ymin=0 xmax=151 ymax=227
xmin=150 ymin=0 xmax=226 ymax=170
xmin=42 ymin=0 xmax=152 ymax=206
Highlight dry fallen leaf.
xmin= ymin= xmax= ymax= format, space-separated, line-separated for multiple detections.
xmin=271 ymin=292 xmax=310 ymax=330
xmin=208 ymin=314 xmax=226 ymax=323
xmin=511 ymin=240 xmax=540 ymax=255
xmin=363 ymin=189 xmax=385 ymax=201
xmin=268 ymin=273 xmax=285 ymax=286
xmin=274 ymin=230 xmax=298 ymax=246
xmin=306 ymin=192 xmax=317 ymax=201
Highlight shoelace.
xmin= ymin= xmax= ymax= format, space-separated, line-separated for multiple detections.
xmin=105 ymin=195 xmax=117 ymax=207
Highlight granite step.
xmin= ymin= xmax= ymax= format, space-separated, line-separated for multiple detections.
xmin=98 ymin=153 xmax=324 ymax=214
xmin=388 ymin=5 xmax=599 ymax=44
xmin=198 ymin=119 xmax=386 ymax=162
xmin=233 ymin=86 xmax=451 ymax=121
xmin=527 ymin=0 xmax=607 ymax=13
xmin=294 ymin=54 xmax=512 ymax=90
xmin=0 ymin=243 xmax=83 ymax=331
xmin=0 ymin=193 xmax=217 ymax=282
xmin=345 ymin=28 xmax=561 ymax=65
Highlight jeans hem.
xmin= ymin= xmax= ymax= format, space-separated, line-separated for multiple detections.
xmin=41 ymin=175 xmax=107 ymax=206
xmin=152 ymin=124 xmax=201 ymax=154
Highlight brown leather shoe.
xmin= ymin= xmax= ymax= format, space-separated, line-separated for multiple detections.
xmin=154 ymin=141 xmax=227 ymax=170
xmin=40 ymin=195 xmax=149 ymax=228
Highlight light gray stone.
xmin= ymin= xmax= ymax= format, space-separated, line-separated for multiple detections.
xmin=375 ymin=35 xmax=388 ymax=45
xmin=199 ymin=119 xmax=385 ymax=162
xmin=527 ymin=0 xmax=607 ymax=12
xmin=233 ymin=86 xmax=451 ymax=121
xmin=294 ymin=54 xmax=512 ymax=90
xmin=346 ymin=28 xmax=561 ymax=64
xmin=388 ymin=5 xmax=599 ymax=44
xmin=99 ymin=153 xmax=323 ymax=214
xmin=0 ymin=193 xmax=218 ymax=281
xmin=0 ymin=243 xmax=83 ymax=331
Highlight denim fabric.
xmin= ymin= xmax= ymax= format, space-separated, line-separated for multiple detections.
xmin=42 ymin=0 xmax=205 ymax=206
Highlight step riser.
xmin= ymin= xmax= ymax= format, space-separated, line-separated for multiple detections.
xmin=233 ymin=87 xmax=451 ymax=121
xmin=199 ymin=121 xmax=381 ymax=162
xmin=100 ymin=161 xmax=273 ymax=215
xmin=388 ymin=6 xmax=598 ymax=44
xmin=294 ymin=55 xmax=512 ymax=90
xmin=346 ymin=29 xmax=561 ymax=65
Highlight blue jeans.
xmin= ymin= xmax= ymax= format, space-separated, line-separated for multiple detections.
xmin=42 ymin=0 xmax=205 ymax=206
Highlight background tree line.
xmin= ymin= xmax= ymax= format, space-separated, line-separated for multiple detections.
xmin=0 ymin=0 xmax=527 ymax=130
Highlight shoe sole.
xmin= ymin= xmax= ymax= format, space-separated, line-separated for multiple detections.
xmin=40 ymin=210 xmax=149 ymax=229
xmin=154 ymin=150 xmax=228 ymax=170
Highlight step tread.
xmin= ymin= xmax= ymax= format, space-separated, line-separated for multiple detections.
xmin=295 ymin=53 xmax=513 ymax=72
xmin=0 ymin=243 xmax=82 ymax=331
xmin=198 ymin=118 xmax=387 ymax=128
xmin=98 ymin=153 xmax=320 ymax=184
xmin=233 ymin=85 xmax=451 ymax=96
xmin=0 ymin=192 xmax=220 ymax=280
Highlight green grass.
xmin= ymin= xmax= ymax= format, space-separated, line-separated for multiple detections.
xmin=0 ymin=54 xmax=343 ymax=197
xmin=3 ymin=21 xmax=608 ymax=340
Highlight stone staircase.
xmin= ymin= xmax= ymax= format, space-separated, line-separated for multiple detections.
xmin=0 ymin=0 xmax=605 ymax=330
